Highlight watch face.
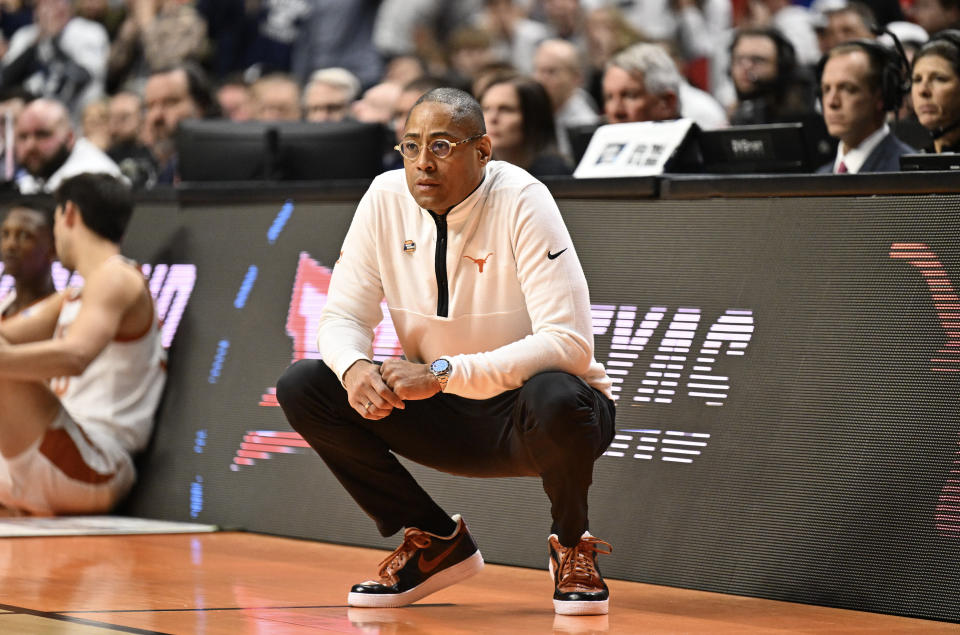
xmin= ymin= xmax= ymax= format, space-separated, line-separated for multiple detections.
xmin=431 ymin=359 xmax=450 ymax=374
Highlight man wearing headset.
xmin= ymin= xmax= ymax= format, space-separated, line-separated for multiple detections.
xmin=276 ymin=88 xmax=616 ymax=616
xmin=816 ymin=41 xmax=915 ymax=173
xmin=728 ymin=27 xmax=819 ymax=126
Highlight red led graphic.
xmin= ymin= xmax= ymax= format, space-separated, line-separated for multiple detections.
xmin=259 ymin=252 xmax=403 ymax=407
xmin=283 ymin=252 xmax=333 ymax=366
xmin=936 ymin=465 xmax=960 ymax=535
xmin=891 ymin=243 xmax=960 ymax=536
xmin=231 ymin=430 xmax=311 ymax=469
xmin=889 ymin=243 xmax=960 ymax=372
xmin=259 ymin=387 xmax=279 ymax=408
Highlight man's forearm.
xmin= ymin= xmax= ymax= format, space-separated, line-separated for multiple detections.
xmin=0 ymin=340 xmax=90 ymax=382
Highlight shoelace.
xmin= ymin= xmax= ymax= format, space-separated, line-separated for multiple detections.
xmin=557 ymin=536 xmax=612 ymax=589
xmin=376 ymin=528 xmax=432 ymax=584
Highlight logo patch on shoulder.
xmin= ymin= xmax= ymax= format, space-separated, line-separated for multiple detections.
xmin=547 ymin=248 xmax=568 ymax=260
xmin=403 ymin=240 xmax=416 ymax=254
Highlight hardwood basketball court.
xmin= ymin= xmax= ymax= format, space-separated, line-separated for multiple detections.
xmin=0 ymin=531 xmax=955 ymax=634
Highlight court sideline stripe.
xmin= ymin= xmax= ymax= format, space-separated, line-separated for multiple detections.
xmin=63 ymin=603 xmax=453 ymax=613
xmin=0 ymin=602 xmax=169 ymax=634
xmin=66 ymin=604 xmax=356 ymax=613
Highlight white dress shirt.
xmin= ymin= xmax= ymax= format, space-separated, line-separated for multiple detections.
xmin=832 ymin=124 xmax=890 ymax=174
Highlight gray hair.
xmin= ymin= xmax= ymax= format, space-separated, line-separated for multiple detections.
xmin=536 ymin=38 xmax=583 ymax=74
xmin=608 ymin=43 xmax=682 ymax=99
xmin=410 ymin=87 xmax=486 ymax=135
xmin=306 ymin=67 xmax=362 ymax=102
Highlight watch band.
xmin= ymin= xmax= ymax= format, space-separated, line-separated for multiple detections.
xmin=430 ymin=358 xmax=451 ymax=392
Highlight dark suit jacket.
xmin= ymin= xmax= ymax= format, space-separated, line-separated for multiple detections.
xmin=816 ymin=132 xmax=916 ymax=174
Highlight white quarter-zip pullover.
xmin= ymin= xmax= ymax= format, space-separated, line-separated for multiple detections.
xmin=318 ymin=160 xmax=612 ymax=400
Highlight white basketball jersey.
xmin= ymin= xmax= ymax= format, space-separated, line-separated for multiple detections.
xmin=49 ymin=266 xmax=166 ymax=454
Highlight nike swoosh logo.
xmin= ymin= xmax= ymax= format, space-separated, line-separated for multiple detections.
xmin=547 ymin=248 xmax=567 ymax=260
xmin=418 ymin=535 xmax=463 ymax=574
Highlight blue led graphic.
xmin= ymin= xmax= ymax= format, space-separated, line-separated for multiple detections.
xmin=208 ymin=339 xmax=230 ymax=384
xmin=190 ymin=475 xmax=204 ymax=518
xmin=267 ymin=200 xmax=294 ymax=244
xmin=194 ymin=429 xmax=208 ymax=454
xmin=234 ymin=265 xmax=258 ymax=309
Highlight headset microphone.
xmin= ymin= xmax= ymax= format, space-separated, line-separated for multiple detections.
xmin=931 ymin=118 xmax=960 ymax=141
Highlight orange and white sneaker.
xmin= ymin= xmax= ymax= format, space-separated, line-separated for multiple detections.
xmin=348 ymin=515 xmax=484 ymax=608
xmin=548 ymin=532 xmax=613 ymax=615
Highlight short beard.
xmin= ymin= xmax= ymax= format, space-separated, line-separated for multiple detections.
xmin=30 ymin=143 xmax=73 ymax=180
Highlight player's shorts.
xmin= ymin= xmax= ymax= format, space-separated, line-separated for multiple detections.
xmin=0 ymin=407 xmax=135 ymax=515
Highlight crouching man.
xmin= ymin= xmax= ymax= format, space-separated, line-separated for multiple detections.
xmin=277 ymin=88 xmax=616 ymax=615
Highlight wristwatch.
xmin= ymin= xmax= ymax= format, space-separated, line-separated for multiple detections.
xmin=429 ymin=358 xmax=451 ymax=392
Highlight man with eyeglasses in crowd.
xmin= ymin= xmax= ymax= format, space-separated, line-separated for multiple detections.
xmin=276 ymin=87 xmax=616 ymax=616
xmin=303 ymin=67 xmax=361 ymax=123
xmin=728 ymin=27 xmax=818 ymax=126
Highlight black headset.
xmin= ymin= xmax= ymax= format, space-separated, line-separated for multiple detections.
xmin=921 ymin=29 xmax=960 ymax=78
xmin=816 ymin=31 xmax=910 ymax=113
xmin=926 ymin=28 xmax=960 ymax=56
xmin=770 ymin=29 xmax=798 ymax=81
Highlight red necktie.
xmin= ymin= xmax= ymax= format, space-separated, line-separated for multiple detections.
xmin=836 ymin=161 xmax=848 ymax=174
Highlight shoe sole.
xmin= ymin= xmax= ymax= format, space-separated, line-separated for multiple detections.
xmin=347 ymin=551 xmax=484 ymax=608
xmin=548 ymin=555 xmax=609 ymax=615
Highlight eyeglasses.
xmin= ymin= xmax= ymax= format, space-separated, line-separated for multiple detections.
xmin=307 ymin=102 xmax=348 ymax=116
xmin=732 ymin=54 xmax=775 ymax=68
xmin=394 ymin=133 xmax=484 ymax=160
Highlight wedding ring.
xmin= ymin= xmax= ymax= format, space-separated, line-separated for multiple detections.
xmin=365 ymin=401 xmax=373 ymax=409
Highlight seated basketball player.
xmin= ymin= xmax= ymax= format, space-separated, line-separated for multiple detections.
xmin=1 ymin=196 xmax=58 ymax=319
xmin=0 ymin=173 xmax=165 ymax=515
xmin=277 ymin=88 xmax=616 ymax=615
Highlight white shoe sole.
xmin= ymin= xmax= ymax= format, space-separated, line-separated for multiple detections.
xmin=553 ymin=597 xmax=609 ymax=615
xmin=347 ymin=551 xmax=484 ymax=608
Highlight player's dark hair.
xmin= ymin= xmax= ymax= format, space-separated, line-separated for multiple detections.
xmin=55 ymin=173 xmax=134 ymax=244
xmin=151 ymin=62 xmax=220 ymax=118
xmin=6 ymin=194 xmax=56 ymax=233
xmin=914 ymin=29 xmax=960 ymax=78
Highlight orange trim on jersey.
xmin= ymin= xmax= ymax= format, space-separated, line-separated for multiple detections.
xmin=38 ymin=427 xmax=115 ymax=485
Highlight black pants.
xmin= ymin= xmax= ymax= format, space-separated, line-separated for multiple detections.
xmin=276 ymin=359 xmax=615 ymax=547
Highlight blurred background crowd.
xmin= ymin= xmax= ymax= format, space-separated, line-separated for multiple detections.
xmin=0 ymin=0 xmax=956 ymax=189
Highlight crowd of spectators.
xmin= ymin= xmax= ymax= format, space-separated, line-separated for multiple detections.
xmin=0 ymin=0 xmax=957 ymax=188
